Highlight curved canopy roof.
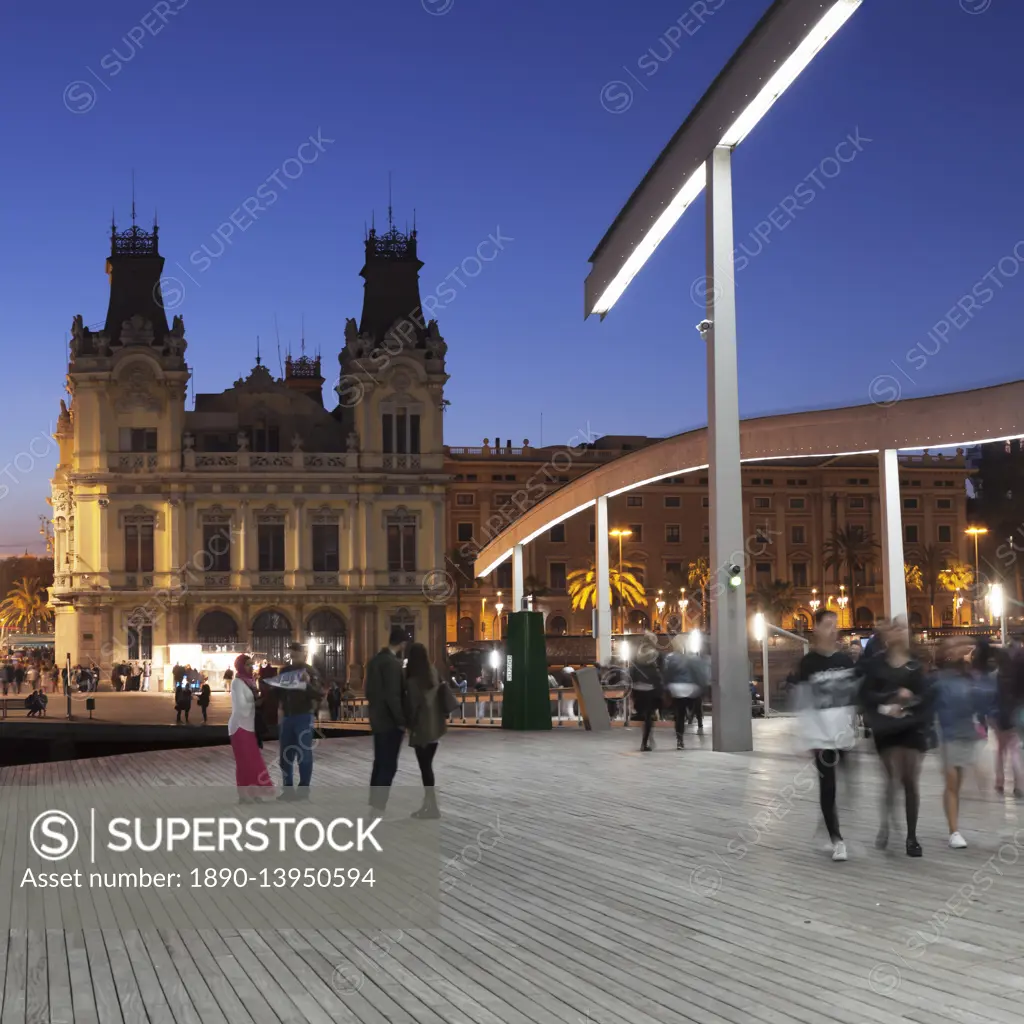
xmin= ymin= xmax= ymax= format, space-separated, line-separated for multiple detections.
xmin=474 ymin=380 xmax=1024 ymax=577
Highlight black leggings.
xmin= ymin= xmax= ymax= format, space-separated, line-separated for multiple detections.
xmin=672 ymin=697 xmax=689 ymax=738
xmin=415 ymin=743 xmax=438 ymax=787
xmin=880 ymin=745 xmax=923 ymax=839
xmin=814 ymin=749 xmax=845 ymax=842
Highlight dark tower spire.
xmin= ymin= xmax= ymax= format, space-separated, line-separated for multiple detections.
xmin=105 ymin=210 xmax=169 ymax=345
xmin=358 ymin=209 xmax=425 ymax=345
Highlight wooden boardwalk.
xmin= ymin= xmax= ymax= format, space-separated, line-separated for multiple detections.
xmin=1 ymin=720 xmax=1023 ymax=1022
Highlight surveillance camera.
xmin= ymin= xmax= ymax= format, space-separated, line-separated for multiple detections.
xmin=696 ymin=319 xmax=713 ymax=335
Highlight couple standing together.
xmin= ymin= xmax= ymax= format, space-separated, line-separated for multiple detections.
xmin=365 ymin=627 xmax=458 ymax=819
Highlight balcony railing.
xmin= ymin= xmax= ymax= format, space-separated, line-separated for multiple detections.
xmin=255 ymin=572 xmax=285 ymax=588
xmin=111 ymin=453 xmax=159 ymax=472
xmin=186 ymin=452 xmax=352 ymax=471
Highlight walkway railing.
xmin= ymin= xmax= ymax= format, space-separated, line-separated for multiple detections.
xmin=329 ymin=687 xmax=631 ymax=728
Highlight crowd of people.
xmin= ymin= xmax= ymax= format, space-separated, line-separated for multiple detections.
xmin=222 ymin=626 xmax=456 ymax=818
xmin=794 ymin=608 xmax=1023 ymax=862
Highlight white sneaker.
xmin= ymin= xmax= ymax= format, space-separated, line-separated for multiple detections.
xmin=949 ymin=832 xmax=967 ymax=849
xmin=832 ymin=841 xmax=848 ymax=862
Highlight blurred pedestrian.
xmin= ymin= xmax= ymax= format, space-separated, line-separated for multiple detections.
xmin=366 ymin=626 xmax=408 ymax=811
xmin=630 ymin=632 xmax=664 ymax=753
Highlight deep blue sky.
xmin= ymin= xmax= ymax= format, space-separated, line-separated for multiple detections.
xmin=1 ymin=0 xmax=1021 ymax=552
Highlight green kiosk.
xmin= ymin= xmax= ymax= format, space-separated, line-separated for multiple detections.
xmin=501 ymin=611 xmax=551 ymax=731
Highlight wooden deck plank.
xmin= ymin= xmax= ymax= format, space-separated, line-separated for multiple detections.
xmin=2 ymin=722 xmax=1024 ymax=1022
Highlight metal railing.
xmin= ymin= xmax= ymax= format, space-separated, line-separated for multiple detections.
xmin=324 ymin=687 xmax=632 ymax=728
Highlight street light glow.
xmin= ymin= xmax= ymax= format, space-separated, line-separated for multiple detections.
xmin=687 ymin=628 xmax=702 ymax=655
xmin=753 ymin=612 xmax=766 ymax=642
xmin=989 ymin=583 xmax=1004 ymax=619
xmin=588 ymin=0 xmax=863 ymax=318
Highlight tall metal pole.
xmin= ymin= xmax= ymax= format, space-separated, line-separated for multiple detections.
xmin=65 ymin=651 xmax=72 ymax=720
xmin=974 ymin=533 xmax=981 ymax=624
xmin=705 ymin=146 xmax=751 ymax=753
xmin=761 ymin=631 xmax=770 ymax=718
xmin=617 ymin=535 xmax=624 ymax=635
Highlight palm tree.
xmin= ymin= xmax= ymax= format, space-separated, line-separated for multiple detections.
xmin=688 ymin=558 xmax=711 ymax=628
xmin=566 ymin=561 xmax=646 ymax=624
xmin=0 ymin=577 xmax=52 ymax=633
xmin=522 ymin=574 xmax=550 ymax=604
xmin=822 ymin=526 xmax=878 ymax=629
xmin=751 ymin=579 xmax=797 ymax=625
xmin=904 ymin=563 xmax=923 ymax=592
xmin=939 ymin=562 xmax=974 ymax=625
xmin=914 ymin=543 xmax=947 ymax=627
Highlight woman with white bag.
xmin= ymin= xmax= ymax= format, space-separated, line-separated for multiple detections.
xmin=794 ymin=608 xmax=861 ymax=862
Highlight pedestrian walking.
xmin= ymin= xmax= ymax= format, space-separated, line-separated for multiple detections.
xmin=405 ymin=643 xmax=458 ymax=819
xmin=934 ymin=640 xmax=989 ymax=849
xmin=273 ymin=643 xmax=323 ymax=800
xmin=326 ymin=683 xmax=342 ymax=722
xmin=175 ymin=680 xmax=192 ymax=724
xmin=366 ymin=626 xmax=409 ymax=811
xmin=630 ymin=632 xmax=664 ymax=752
xmin=662 ymin=633 xmax=708 ymax=750
xmin=228 ymin=654 xmax=273 ymax=802
xmin=795 ymin=608 xmax=861 ymax=862
xmin=860 ymin=615 xmax=935 ymax=857
xmin=986 ymin=641 xmax=1024 ymax=797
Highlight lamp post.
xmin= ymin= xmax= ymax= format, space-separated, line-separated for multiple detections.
xmin=810 ymin=588 xmax=820 ymax=615
xmin=656 ymin=590 xmax=665 ymax=632
xmin=989 ymin=582 xmax=1006 ymax=645
xmin=494 ymin=593 xmax=504 ymax=641
xmin=753 ymin=612 xmax=769 ymax=717
xmin=481 ymin=596 xmax=487 ymax=639
xmin=609 ymin=528 xmax=632 ymax=635
xmin=837 ymin=584 xmax=849 ymax=629
xmin=966 ymin=526 xmax=988 ymax=624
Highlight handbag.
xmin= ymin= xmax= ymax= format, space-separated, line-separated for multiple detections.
xmin=441 ymin=683 xmax=458 ymax=716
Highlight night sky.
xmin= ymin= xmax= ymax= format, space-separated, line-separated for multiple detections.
xmin=1 ymin=0 xmax=1021 ymax=552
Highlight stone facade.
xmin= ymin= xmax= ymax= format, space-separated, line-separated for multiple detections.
xmin=50 ymin=218 xmax=448 ymax=689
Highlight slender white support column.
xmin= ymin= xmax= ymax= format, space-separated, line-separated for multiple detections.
xmin=512 ymin=543 xmax=524 ymax=611
xmin=595 ymin=496 xmax=613 ymax=666
xmin=706 ymin=146 xmax=752 ymax=753
xmin=879 ymin=448 xmax=907 ymax=621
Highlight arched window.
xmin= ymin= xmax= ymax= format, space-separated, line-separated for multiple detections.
xmin=126 ymin=607 xmax=152 ymax=661
xmin=251 ymin=610 xmax=292 ymax=664
xmin=909 ymin=611 xmax=923 ymax=628
xmin=390 ymin=607 xmax=415 ymax=644
xmin=306 ymin=610 xmax=347 ymax=683
xmin=855 ymin=606 xmax=874 ymax=628
xmin=457 ymin=617 xmax=475 ymax=643
xmin=547 ymin=615 xmax=568 ymax=636
xmin=196 ymin=610 xmax=239 ymax=645
xmin=628 ymin=609 xmax=649 ymax=631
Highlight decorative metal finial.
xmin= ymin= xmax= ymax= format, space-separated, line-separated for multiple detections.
xmin=131 ymin=169 xmax=136 ymax=226
xmin=388 ymin=171 xmax=393 ymax=230
xmin=256 ymin=335 xmax=261 ymax=366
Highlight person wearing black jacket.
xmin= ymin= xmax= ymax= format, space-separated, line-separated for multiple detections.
xmin=859 ymin=615 xmax=934 ymax=857
xmin=630 ymin=633 xmax=664 ymax=753
xmin=366 ymin=627 xmax=409 ymax=810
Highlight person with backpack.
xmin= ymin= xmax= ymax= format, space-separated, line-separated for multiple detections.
xmin=404 ymin=644 xmax=458 ymax=819
xmin=630 ymin=632 xmax=664 ymax=753
xmin=662 ymin=633 xmax=708 ymax=750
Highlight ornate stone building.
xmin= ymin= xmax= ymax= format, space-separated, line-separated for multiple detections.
xmin=50 ymin=215 xmax=447 ymax=688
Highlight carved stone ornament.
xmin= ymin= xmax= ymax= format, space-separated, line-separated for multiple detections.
xmin=391 ymin=369 xmax=412 ymax=392
xmin=346 ymin=430 xmax=360 ymax=452
xmin=119 ymin=314 xmax=155 ymax=347
xmin=118 ymin=364 xmax=161 ymax=413
xmin=291 ymin=433 xmax=304 ymax=452
xmin=166 ymin=315 xmax=187 ymax=357
xmin=237 ymin=431 xmax=250 ymax=451
xmin=182 ymin=432 xmax=195 ymax=451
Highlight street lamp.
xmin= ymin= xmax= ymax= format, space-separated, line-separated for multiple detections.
xmin=966 ymin=526 xmax=988 ymax=622
xmin=989 ymin=582 xmax=1006 ymax=645
xmin=656 ymin=590 xmax=665 ymax=632
xmin=809 ymin=588 xmax=820 ymax=615
xmin=481 ymin=596 xmax=487 ymax=639
xmin=753 ymin=612 xmax=770 ymax=717
xmin=494 ymin=592 xmax=504 ymax=641
xmin=609 ymin=528 xmax=632 ymax=634
xmin=837 ymin=584 xmax=849 ymax=629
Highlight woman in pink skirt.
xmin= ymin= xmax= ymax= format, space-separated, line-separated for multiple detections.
xmin=229 ymin=654 xmax=274 ymax=802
